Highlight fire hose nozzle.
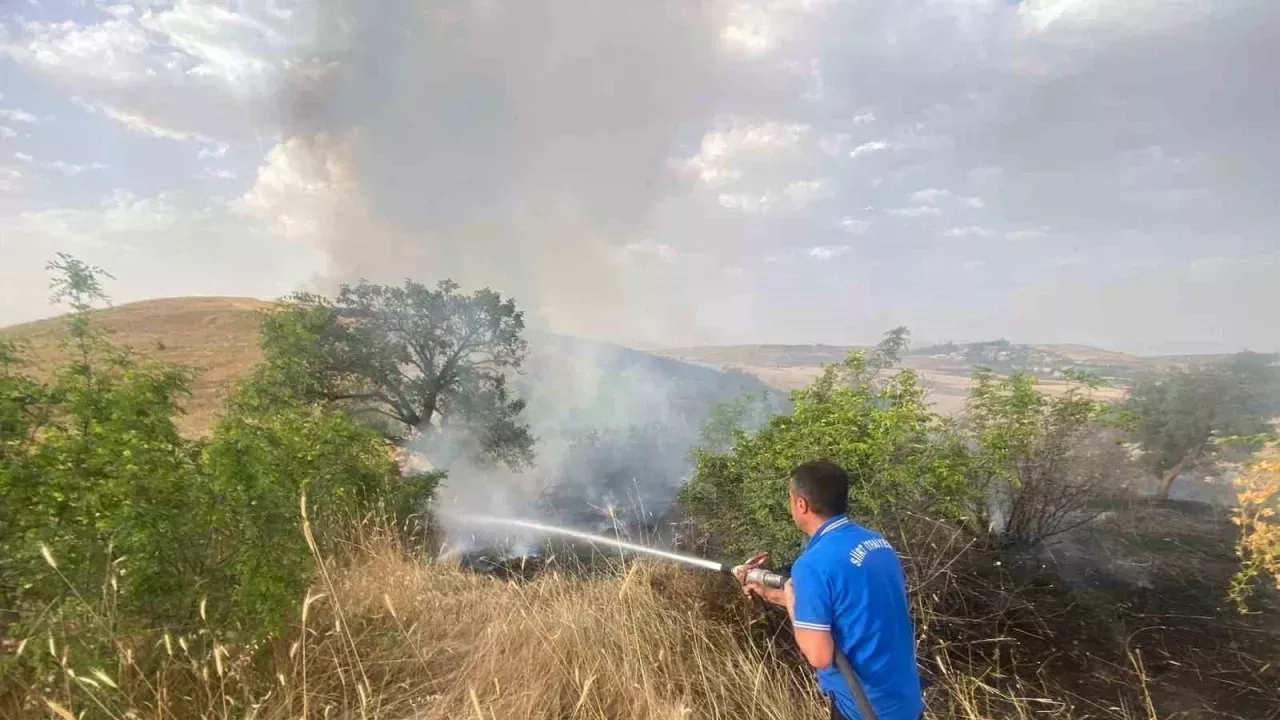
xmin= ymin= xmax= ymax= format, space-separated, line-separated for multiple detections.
xmin=738 ymin=566 xmax=787 ymax=590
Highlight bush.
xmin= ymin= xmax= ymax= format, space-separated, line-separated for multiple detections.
xmin=1 ymin=255 xmax=437 ymax=660
xmin=679 ymin=329 xmax=972 ymax=562
xmin=1231 ymin=444 xmax=1280 ymax=610
xmin=965 ymin=370 xmax=1130 ymax=545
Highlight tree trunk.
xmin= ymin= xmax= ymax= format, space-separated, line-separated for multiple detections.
xmin=1156 ymin=459 xmax=1187 ymax=501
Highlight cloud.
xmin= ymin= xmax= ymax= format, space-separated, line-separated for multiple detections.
xmin=235 ymin=135 xmax=355 ymax=242
xmin=7 ymin=189 xmax=180 ymax=247
xmin=943 ymin=226 xmax=996 ymax=238
xmin=2 ymin=2 xmax=309 ymax=146
xmin=809 ymin=245 xmax=852 ymax=260
xmin=1 ymin=0 xmax=1278 ymax=355
xmin=849 ymin=140 xmax=892 ymax=159
xmin=198 ymin=143 xmax=230 ymax=160
xmin=0 ymin=186 xmax=328 ymax=328
xmin=198 ymin=167 xmax=238 ymax=180
xmin=45 ymin=160 xmax=108 ymax=176
xmin=0 ymin=108 xmax=38 ymax=123
xmin=0 ymin=15 xmax=156 ymax=83
xmin=620 ymin=240 xmax=680 ymax=264
xmin=841 ymin=216 xmax=869 ymax=234
xmin=0 ymin=166 xmax=21 ymax=192
xmin=910 ymin=188 xmax=950 ymax=204
xmin=717 ymin=179 xmax=832 ymax=215
xmin=75 ymin=98 xmax=213 ymax=143
xmin=682 ymin=119 xmax=809 ymax=187
xmin=818 ymin=132 xmax=851 ymax=156
xmin=887 ymin=206 xmax=941 ymax=218
xmin=13 ymin=153 xmax=33 ymax=163
xmin=1005 ymin=227 xmax=1051 ymax=240
xmin=781 ymin=179 xmax=833 ymax=208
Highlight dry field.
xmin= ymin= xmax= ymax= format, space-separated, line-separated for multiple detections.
xmin=661 ymin=360 xmax=1127 ymax=415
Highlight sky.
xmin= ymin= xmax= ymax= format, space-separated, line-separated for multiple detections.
xmin=1 ymin=0 xmax=1276 ymax=355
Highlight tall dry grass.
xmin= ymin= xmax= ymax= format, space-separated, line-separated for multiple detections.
xmin=9 ymin=532 xmax=824 ymax=720
xmin=5 ymin=509 xmax=1179 ymax=720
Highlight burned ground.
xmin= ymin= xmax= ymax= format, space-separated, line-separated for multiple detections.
xmin=462 ymin=495 xmax=1280 ymax=719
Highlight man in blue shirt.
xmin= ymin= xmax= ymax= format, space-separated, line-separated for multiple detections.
xmin=736 ymin=459 xmax=924 ymax=720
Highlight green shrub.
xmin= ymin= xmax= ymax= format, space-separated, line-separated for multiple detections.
xmin=679 ymin=329 xmax=972 ymax=563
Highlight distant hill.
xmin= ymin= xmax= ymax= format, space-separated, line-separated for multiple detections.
xmin=653 ymin=339 xmax=1242 ymax=414
xmin=0 ymin=297 xmax=273 ymax=437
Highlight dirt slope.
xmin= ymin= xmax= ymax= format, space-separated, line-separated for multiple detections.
xmin=1 ymin=297 xmax=274 ymax=437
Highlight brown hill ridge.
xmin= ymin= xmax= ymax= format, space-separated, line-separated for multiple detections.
xmin=4 ymin=297 xmax=1153 ymax=435
xmin=1 ymin=297 xmax=274 ymax=437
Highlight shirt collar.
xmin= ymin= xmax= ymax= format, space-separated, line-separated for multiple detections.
xmin=805 ymin=515 xmax=851 ymax=551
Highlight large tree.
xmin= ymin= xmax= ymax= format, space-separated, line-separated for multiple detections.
xmin=258 ymin=278 xmax=534 ymax=468
xmin=1128 ymin=353 xmax=1278 ymax=500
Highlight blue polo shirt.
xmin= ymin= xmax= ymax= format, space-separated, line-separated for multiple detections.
xmin=791 ymin=515 xmax=923 ymax=720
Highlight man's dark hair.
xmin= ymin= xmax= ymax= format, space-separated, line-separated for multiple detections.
xmin=790 ymin=459 xmax=849 ymax=517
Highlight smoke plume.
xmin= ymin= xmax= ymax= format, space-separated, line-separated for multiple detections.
xmin=289 ymin=0 xmax=734 ymax=342
xmin=286 ymin=0 xmax=771 ymax=551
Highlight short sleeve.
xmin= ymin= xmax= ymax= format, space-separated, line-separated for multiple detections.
xmin=790 ymin=558 xmax=832 ymax=633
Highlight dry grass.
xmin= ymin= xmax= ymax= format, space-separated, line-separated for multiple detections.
xmin=7 ymin=513 xmax=1204 ymax=720
xmin=0 ymin=297 xmax=274 ymax=437
xmin=7 ymin=532 xmax=826 ymax=720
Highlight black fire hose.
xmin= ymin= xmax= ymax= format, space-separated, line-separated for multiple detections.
xmin=724 ymin=565 xmax=880 ymax=720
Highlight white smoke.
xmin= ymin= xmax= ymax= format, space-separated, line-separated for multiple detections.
xmin=281 ymin=0 xmax=783 ymax=553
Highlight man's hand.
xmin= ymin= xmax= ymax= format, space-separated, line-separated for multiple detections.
xmin=733 ymin=552 xmax=770 ymax=590
xmin=735 ymin=552 xmax=787 ymax=607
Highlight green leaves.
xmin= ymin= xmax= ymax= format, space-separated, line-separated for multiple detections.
xmin=2 ymin=255 xmax=440 ymax=655
xmin=964 ymin=370 xmax=1122 ymax=543
xmin=1126 ymin=354 xmax=1279 ymax=498
xmin=680 ymin=329 xmax=972 ymax=563
xmin=255 ymin=278 xmax=534 ymax=469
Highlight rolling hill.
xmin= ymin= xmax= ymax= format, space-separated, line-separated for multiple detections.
xmin=6 ymin=297 xmax=1234 ymax=430
xmin=0 ymin=297 xmax=782 ymax=440
xmin=1 ymin=297 xmax=273 ymax=437
xmin=652 ymin=338 xmax=1210 ymax=414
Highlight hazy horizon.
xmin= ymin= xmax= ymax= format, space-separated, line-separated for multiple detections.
xmin=3 ymin=1 xmax=1276 ymax=356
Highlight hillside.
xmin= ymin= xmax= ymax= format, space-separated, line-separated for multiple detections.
xmin=2 ymin=300 xmax=1235 ymax=429
xmin=655 ymin=339 xmax=1220 ymax=414
xmin=0 ymin=298 xmax=781 ymax=443
xmin=0 ymin=297 xmax=273 ymax=437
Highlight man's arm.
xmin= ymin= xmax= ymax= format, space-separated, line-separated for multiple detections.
xmin=736 ymin=555 xmax=837 ymax=668
xmin=785 ymin=579 xmax=835 ymax=669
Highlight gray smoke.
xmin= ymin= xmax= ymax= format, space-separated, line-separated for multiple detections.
xmin=289 ymin=0 xmax=738 ymax=341
xmin=286 ymin=0 xmax=777 ymax=551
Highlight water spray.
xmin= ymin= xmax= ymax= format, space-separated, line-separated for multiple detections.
xmin=449 ymin=512 xmax=877 ymax=720
xmin=449 ymin=513 xmax=787 ymax=587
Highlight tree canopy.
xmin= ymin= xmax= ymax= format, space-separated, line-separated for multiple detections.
xmin=258 ymin=278 xmax=534 ymax=469
xmin=1127 ymin=354 xmax=1278 ymax=499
